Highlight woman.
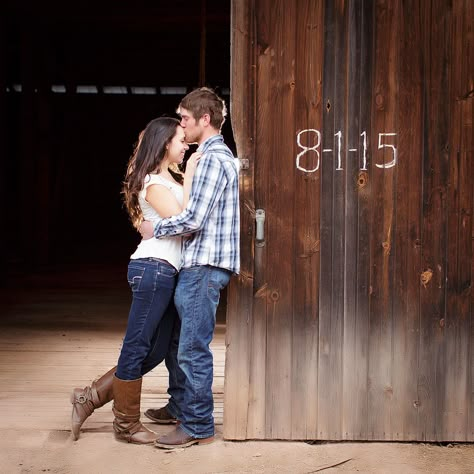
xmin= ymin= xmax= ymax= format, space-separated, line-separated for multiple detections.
xmin=70 ymin=117 xmax=200 ymax=444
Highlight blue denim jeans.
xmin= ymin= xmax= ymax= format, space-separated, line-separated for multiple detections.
xmin=162 ymin=315 xmax=185 ymax=419
xmin=116 ymin=258 xmax=178 ymax=381
xmin=172 ymin=265 xmax=232 ymax=438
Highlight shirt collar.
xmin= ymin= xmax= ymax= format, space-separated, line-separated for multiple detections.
xmin=197 ymin=134 xmax=224 ymax=153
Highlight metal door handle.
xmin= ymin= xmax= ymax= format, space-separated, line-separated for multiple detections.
xmin=255 ymin=209 xmax=265 ymax=247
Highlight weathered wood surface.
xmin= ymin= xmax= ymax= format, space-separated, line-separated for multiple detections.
xmin=225 ymin=0 xmax=474 ymax=441
xmin=292 ymin=0 xmax=324 ymax=441
xmin=223 ymin=0 xmax=256 ymax=439
xmin=0 ymin=265 xmax=225 ymax=433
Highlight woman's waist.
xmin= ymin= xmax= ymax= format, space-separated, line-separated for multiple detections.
xmin=130 ymin=239 xmax=181 ymax=269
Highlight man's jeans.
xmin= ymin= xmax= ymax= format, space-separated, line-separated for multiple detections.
xmin=116 ymin=258 xmax=178 ymax=381
xmin=171 ymin=265 xmax=232 ymax=438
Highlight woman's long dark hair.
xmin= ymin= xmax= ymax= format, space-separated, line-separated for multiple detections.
xmin=122 ymin=117 xmax=183 ymax=229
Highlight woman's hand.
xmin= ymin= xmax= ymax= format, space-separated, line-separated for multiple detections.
xmin=184 ymin=152 xmax=202 ymax=179
xmin=182 ymin=151 xmax=202 ymax=208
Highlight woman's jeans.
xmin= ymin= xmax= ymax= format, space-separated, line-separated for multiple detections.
xmin=172 ymin=265 xmax=232 ymax=439
xmin=116 ymin=258 xmax=178 ymax=381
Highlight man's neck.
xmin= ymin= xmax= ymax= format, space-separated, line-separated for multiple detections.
xmin=198 ymin=128 xmax=219 ymax=145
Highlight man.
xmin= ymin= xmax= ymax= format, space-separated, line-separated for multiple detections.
xmin=141 ymin=87 xmax=240 ymax=448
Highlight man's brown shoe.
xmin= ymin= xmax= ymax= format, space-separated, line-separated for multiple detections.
xmin=144 ymin=405 xmax=177 ymax=424
xmin=154 ymin=426 xmax=214 ymax=449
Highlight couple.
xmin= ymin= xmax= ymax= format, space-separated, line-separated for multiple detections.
xmin=70 ymin=87 xmax=240 ymax=449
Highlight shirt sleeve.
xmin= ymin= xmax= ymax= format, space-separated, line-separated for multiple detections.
xmin=153 ymin=152 xmax=228 ymax=238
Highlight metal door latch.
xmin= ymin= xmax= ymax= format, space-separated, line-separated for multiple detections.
xmin=238 ymin=158 xmax=249 ymax=170
xmin=255 ymin=209 xmax=265 ymax=247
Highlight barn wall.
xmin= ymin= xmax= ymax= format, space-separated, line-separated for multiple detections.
xmin=225 ymin=0 xmax=473 ymax=441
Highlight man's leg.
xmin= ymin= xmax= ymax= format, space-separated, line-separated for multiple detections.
xmin=172 ymin=265 xmax=231 ymax=439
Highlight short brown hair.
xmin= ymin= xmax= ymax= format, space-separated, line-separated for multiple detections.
xmin=178 ymin=87 xmax=227 ymax=131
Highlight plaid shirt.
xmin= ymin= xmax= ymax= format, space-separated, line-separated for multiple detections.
xmin=153 ymin=134 xmax=240 ymax=274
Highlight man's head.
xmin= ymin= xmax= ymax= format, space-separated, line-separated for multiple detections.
xmin=177 ymin=87 xmax=227 ymax=144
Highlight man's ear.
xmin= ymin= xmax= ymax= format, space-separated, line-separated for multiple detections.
xmin=200 ymin=113 xmax=211 ymax=127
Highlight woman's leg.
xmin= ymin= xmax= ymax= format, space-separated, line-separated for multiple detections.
xmin=113 ymin=259 xmax=177 ymax=444
xmin=115 ymin=259 xmax=176 ymax=380
xmin=140 ymin=300 xmax=177 ymax=376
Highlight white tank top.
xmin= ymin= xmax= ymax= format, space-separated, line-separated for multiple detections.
xmin=130 ymin=174 xmax=183 ymax=270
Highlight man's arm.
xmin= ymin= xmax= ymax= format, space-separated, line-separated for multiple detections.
xmin=154 ymin=154 xmax=228 ymax=238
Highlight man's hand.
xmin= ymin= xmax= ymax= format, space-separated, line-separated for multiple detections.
xmin=139 ymin=220 xmax=154 ymax=240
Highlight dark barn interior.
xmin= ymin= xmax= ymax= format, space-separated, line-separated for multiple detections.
xmin=0 ymin=0 xmax=233 ymax=440
xmin=1 ymin=0 xmax=234 ymax=274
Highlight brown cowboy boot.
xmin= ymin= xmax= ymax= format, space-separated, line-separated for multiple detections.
xmin=70 ymin=366 xmax=116 ymax=440
xmin=144 ymin=405 xmax=177 ymax=424
xmin=112 ymin=375 xmax=157 ymax=444
xmin=155 ymin=425 xmax=214 ymax=449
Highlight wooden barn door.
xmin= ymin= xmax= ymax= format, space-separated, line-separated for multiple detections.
xmin=224 ymin=0 xmax=474 ymax=442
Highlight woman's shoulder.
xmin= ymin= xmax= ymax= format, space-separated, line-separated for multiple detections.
xmin=146 ymin=173 xmax=181 ymax=188
xmin=143 ymin=174 xmax=172 ymax=192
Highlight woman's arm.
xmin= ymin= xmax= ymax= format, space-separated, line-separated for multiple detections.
xmin=145 ymin=152 xmax=201 ymax=218
xmin=145 ymin=185 xmax=182 ymax=218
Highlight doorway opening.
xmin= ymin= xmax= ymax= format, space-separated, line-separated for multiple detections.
xmin=1 ymin=0 xmax=233 ymax=430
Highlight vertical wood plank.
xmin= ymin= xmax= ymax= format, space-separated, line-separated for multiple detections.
xmin=418 ymin=0 xmax=450 ymax=442
xmin=318 ymin=0 xmax=349 ymax=440
xmin=367 ymin=0 xmax=399 ymax=440
xmin=390 ymin=0 xmax=423 ymax=441
xmin=291 ymin=0 xmax=324 ymax=440
xmin=317 ymin=0 xmax=336 ymax=439
xmin=245 ymin=0 xmax=268 ymax=439
xmin=341 ymin=0 xmax=372 ymax=440
xmin=331 ymin=0 xmax=348 ymax=441
xmin=462 ymin=0 xmax=474 ymax=442
xmin=341 ymin=0 xmax=360 ymax=441
xmin=443 ymin=0 xmax=473 ymax=441
xmin=256 ymin=0 xmax=297 ymax=439
xmin=223 ymin=0 xmax=256 ymax=440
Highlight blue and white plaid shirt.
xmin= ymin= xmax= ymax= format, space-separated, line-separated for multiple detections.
xmin=153 ymin=134 xmax=240 ymax=274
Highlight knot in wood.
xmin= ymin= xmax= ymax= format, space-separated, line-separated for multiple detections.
xmin=420 ymin=269 xmax=433 ymax=287
xmin=357 ymin=171 xmax=368 ymax=188
xmin=270 ymin=290 xmax=280 ymax=302
xmin=375 ymin=93 xmax=385 ymax=110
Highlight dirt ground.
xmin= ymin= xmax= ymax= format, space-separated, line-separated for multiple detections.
xmin=1 ymin=427 xmax=473 ymax=474
xmin=1 ymin=265 xmax=473 ymax=473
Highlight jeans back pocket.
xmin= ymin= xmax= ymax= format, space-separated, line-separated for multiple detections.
xmin=127 ymin=264 xmax=146 ymax=292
